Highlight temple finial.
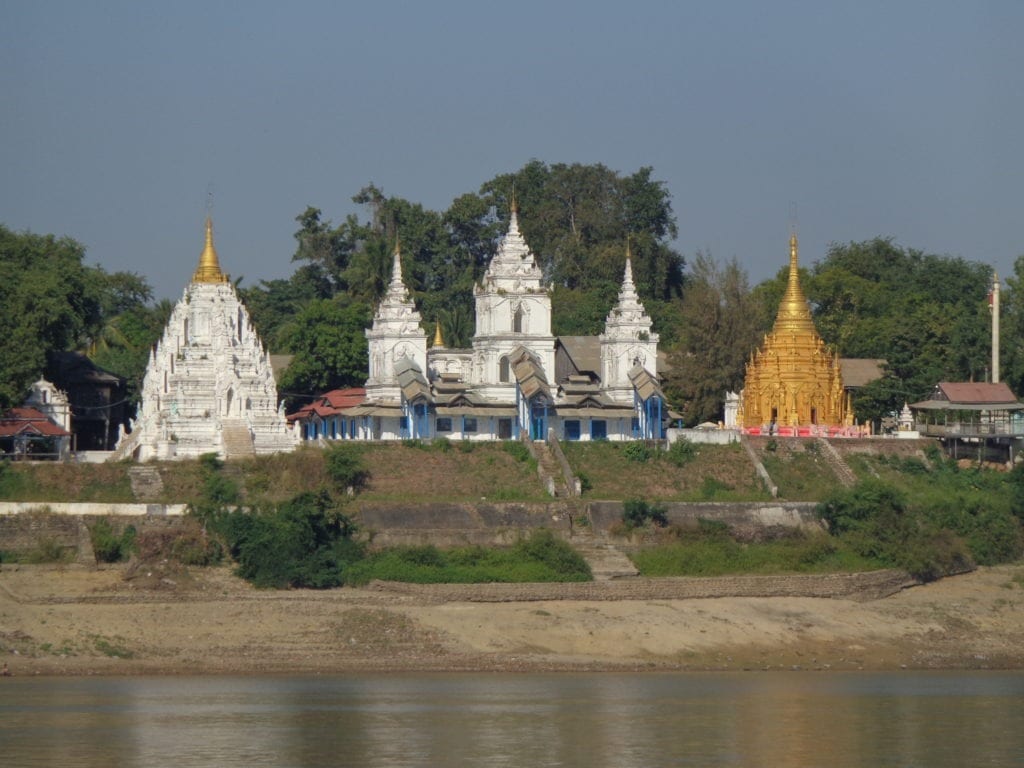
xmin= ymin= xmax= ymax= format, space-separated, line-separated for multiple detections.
xmin=623 ymin=240 xmax=635 ymax=288
xmin=388 ymin=236 xmax=405 ymax=294
xmin=192 ymin=216 xmax=228 ymax=283
xmin=433 ymin=320 xmax=445 ymax=348
xmin=510 ymin=182 xmax=518 ymax=214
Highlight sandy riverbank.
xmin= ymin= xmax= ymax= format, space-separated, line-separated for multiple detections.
xmin=2 ymin=562 xmax=1023 ymax=676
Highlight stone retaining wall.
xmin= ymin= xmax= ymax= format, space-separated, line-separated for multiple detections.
xmin=355 ymin=501 xmax=573 ymax=547
xmin=369 ymin=569 xmax=918 ymax=603
xmin=0 ymin=500 xmax=826 ymax=556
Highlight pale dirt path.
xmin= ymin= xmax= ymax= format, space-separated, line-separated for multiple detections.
xmin=2 ymin=563 xmax=1023 ymax=676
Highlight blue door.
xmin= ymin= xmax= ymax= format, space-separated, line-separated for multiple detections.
xmin=530 ymin=403 xmax=547 ymax=441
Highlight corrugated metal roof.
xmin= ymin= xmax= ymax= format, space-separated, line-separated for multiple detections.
xmin=936 ymin=382 xmax=1019 ymax=404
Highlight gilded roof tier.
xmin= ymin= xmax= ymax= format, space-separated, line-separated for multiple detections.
xmin=192 ymin=217 xmax=229 ymax=284
xmin=772 ymin=233 xmax=817 ymax=336
xmin=740 ymin=232 xmax=851 ymax=428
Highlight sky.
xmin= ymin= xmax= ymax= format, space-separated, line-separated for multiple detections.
xmin=3 ymin=1 xmax=1022 ymax=301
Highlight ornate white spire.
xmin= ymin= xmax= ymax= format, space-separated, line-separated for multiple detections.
xmin=600 ymin=247 xmax=660 ymax=395
xmin=481 ymin=205 xmax=544 ymax=290
xmin=366 ymin=238 xmax=428 ymax=396
xmin=386 ymin=241 xmax=407 ymax=299
xmin=604 ymin=254 xmax=655 ymax=337
xmin=371 ymin=241 xmax=423 ymax=332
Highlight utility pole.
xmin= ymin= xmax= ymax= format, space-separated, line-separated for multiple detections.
xmin=990 ymin=271 xmax=1000 ymax=383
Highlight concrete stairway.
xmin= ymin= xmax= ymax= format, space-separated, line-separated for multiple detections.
xmin=570 ymin=528 xmax=639 ymax=580
xmin=128 ymin=465 xmax=164 ymax=501
xmin=221 ymin=420 xmax=256 ymax=459
xmin=817 ymin=438 xmax=857 ymax=487
xmin=533 ymin=441 xmax=570 ymax=498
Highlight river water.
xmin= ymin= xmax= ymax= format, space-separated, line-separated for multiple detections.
xmin=2 ymin=671 xmax=1023 ymax=767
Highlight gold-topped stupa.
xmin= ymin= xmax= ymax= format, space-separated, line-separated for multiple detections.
xmin=739 ymin=233 xmax=851 ymax=429
xmin=192 ymin=216 xmax=229 ymax=284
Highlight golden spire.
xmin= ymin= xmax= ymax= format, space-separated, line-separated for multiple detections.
xmin=433 ymin=320 xmax=445 ymax=348
xmin=772 ymin=231 xmax=815 ymax=335
xmin=509 ymin=183 xmax=519 ymax=214
xmin=192 ymin=216 xmax=228 ymax=283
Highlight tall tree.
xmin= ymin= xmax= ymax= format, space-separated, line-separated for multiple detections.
xmin=0 ymin=226 xmax=107 ymax=409
xmin=663 ymin=253 xmax=766 ymax=424
xmin=275 ymin=299 xmax=372 ymax=407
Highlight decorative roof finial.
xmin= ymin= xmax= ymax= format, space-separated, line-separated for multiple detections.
xmin=433 ymin=320 xmax=445 ymax=348
xmin=192 ymin=216 xmax=228 ymax=283
xmin=387 ymin=236 xmax=405 ymax=296
xmin=510 ymin=182 xmax=518 ymax=214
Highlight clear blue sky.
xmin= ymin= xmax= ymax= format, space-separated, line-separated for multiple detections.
xmin=3 ymin=1 xmax=1021 ymax=301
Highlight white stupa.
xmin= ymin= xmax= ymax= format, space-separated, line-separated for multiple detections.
xmin=599 ymin=250 xmax=659 ymax=404
xmin=115 ymin=218 xmax=295 ymax=461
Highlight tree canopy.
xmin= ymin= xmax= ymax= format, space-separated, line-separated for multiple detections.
xmin=0 ymin=225 xmax=160 ymax=411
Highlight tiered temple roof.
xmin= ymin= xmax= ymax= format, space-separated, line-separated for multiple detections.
xmin=740 ymin=233 xmax=851 ymax=429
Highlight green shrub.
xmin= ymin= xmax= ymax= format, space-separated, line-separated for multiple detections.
xmin=665 ymin=440 xmax=698 ymax=467
xmin=433 ymin=437 xmax=452 ymax=453
xmin=1011 ymin=463 xmax=1024 ymax=524
xmin=208 ymin=490 xmax=363 ymax=589
xmin=89 ymin=519 xmax=136 ymax=563
xmin=623 ymin=498 xmax=668 ymax=529
xmin=700 ymin=477 xmax=733 ymax=500
xmin=623 ymin=443 xmax=652 ymax=463
xmin=502 ymin=441 xmax=532 ymax=463
xmin=512 ymin=529 xmax=591 ymax=580
xmin=816 ymin=479 xmax=998 ymax=581
xmin=324 ymin=444 xmax=369 ymax=493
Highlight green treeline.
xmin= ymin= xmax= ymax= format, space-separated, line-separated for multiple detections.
xmin=3 ymin=161 xmax=1024 ymax=426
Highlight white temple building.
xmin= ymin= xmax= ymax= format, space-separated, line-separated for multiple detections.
xmin=293 ymin=205 xmax=670 ymax=443
xmin=114 ymin=218 xmax=295 ymax=461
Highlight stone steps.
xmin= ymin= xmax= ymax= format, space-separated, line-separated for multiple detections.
xmin=128 ymin=465 xmax=164 ymax=501
xmin=570 ymin=530 xmax=639 ymax=580
xmin=221 ymin=420 xmax=256 ymax=459
xmin=816 ymin=438 xmax=857 ymax=488
xmin=533 ymin=442 xmax=570 ymax=498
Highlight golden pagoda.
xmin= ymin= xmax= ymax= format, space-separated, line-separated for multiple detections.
xmin=192 ymin=216 xmax=229 ymax=284
xmin=739 ymin=233 xmax=851 ymax=429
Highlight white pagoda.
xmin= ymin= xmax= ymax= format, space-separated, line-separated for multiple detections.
xmin=115 ymin=218 xmax=295 ymax=461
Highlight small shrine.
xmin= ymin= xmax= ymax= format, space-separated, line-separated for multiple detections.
xmin=739 ymin=233 xmax=852 ymax=433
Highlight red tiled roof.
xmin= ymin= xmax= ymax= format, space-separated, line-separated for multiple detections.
xmin=936 ymin=382 xmax=1019 ymax=405
xmin=0 ymin=407 xmax=71 ymax=438
xmin=286 ymin=388 xmax=367 ymax=422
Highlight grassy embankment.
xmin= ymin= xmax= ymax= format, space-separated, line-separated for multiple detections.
xmin=2 ymin=439 xmax=1021 ymax=585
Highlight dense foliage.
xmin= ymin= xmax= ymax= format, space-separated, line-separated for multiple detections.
xmin=203 ymin=490 xmax=363 ymax=589
xmin=818 ymin=460 xmax=1023 ymax=580
xmin=88 ymin=518 xmax=137 ymax=563
xmin=0 ymin=225 xmax=170 ymax=412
